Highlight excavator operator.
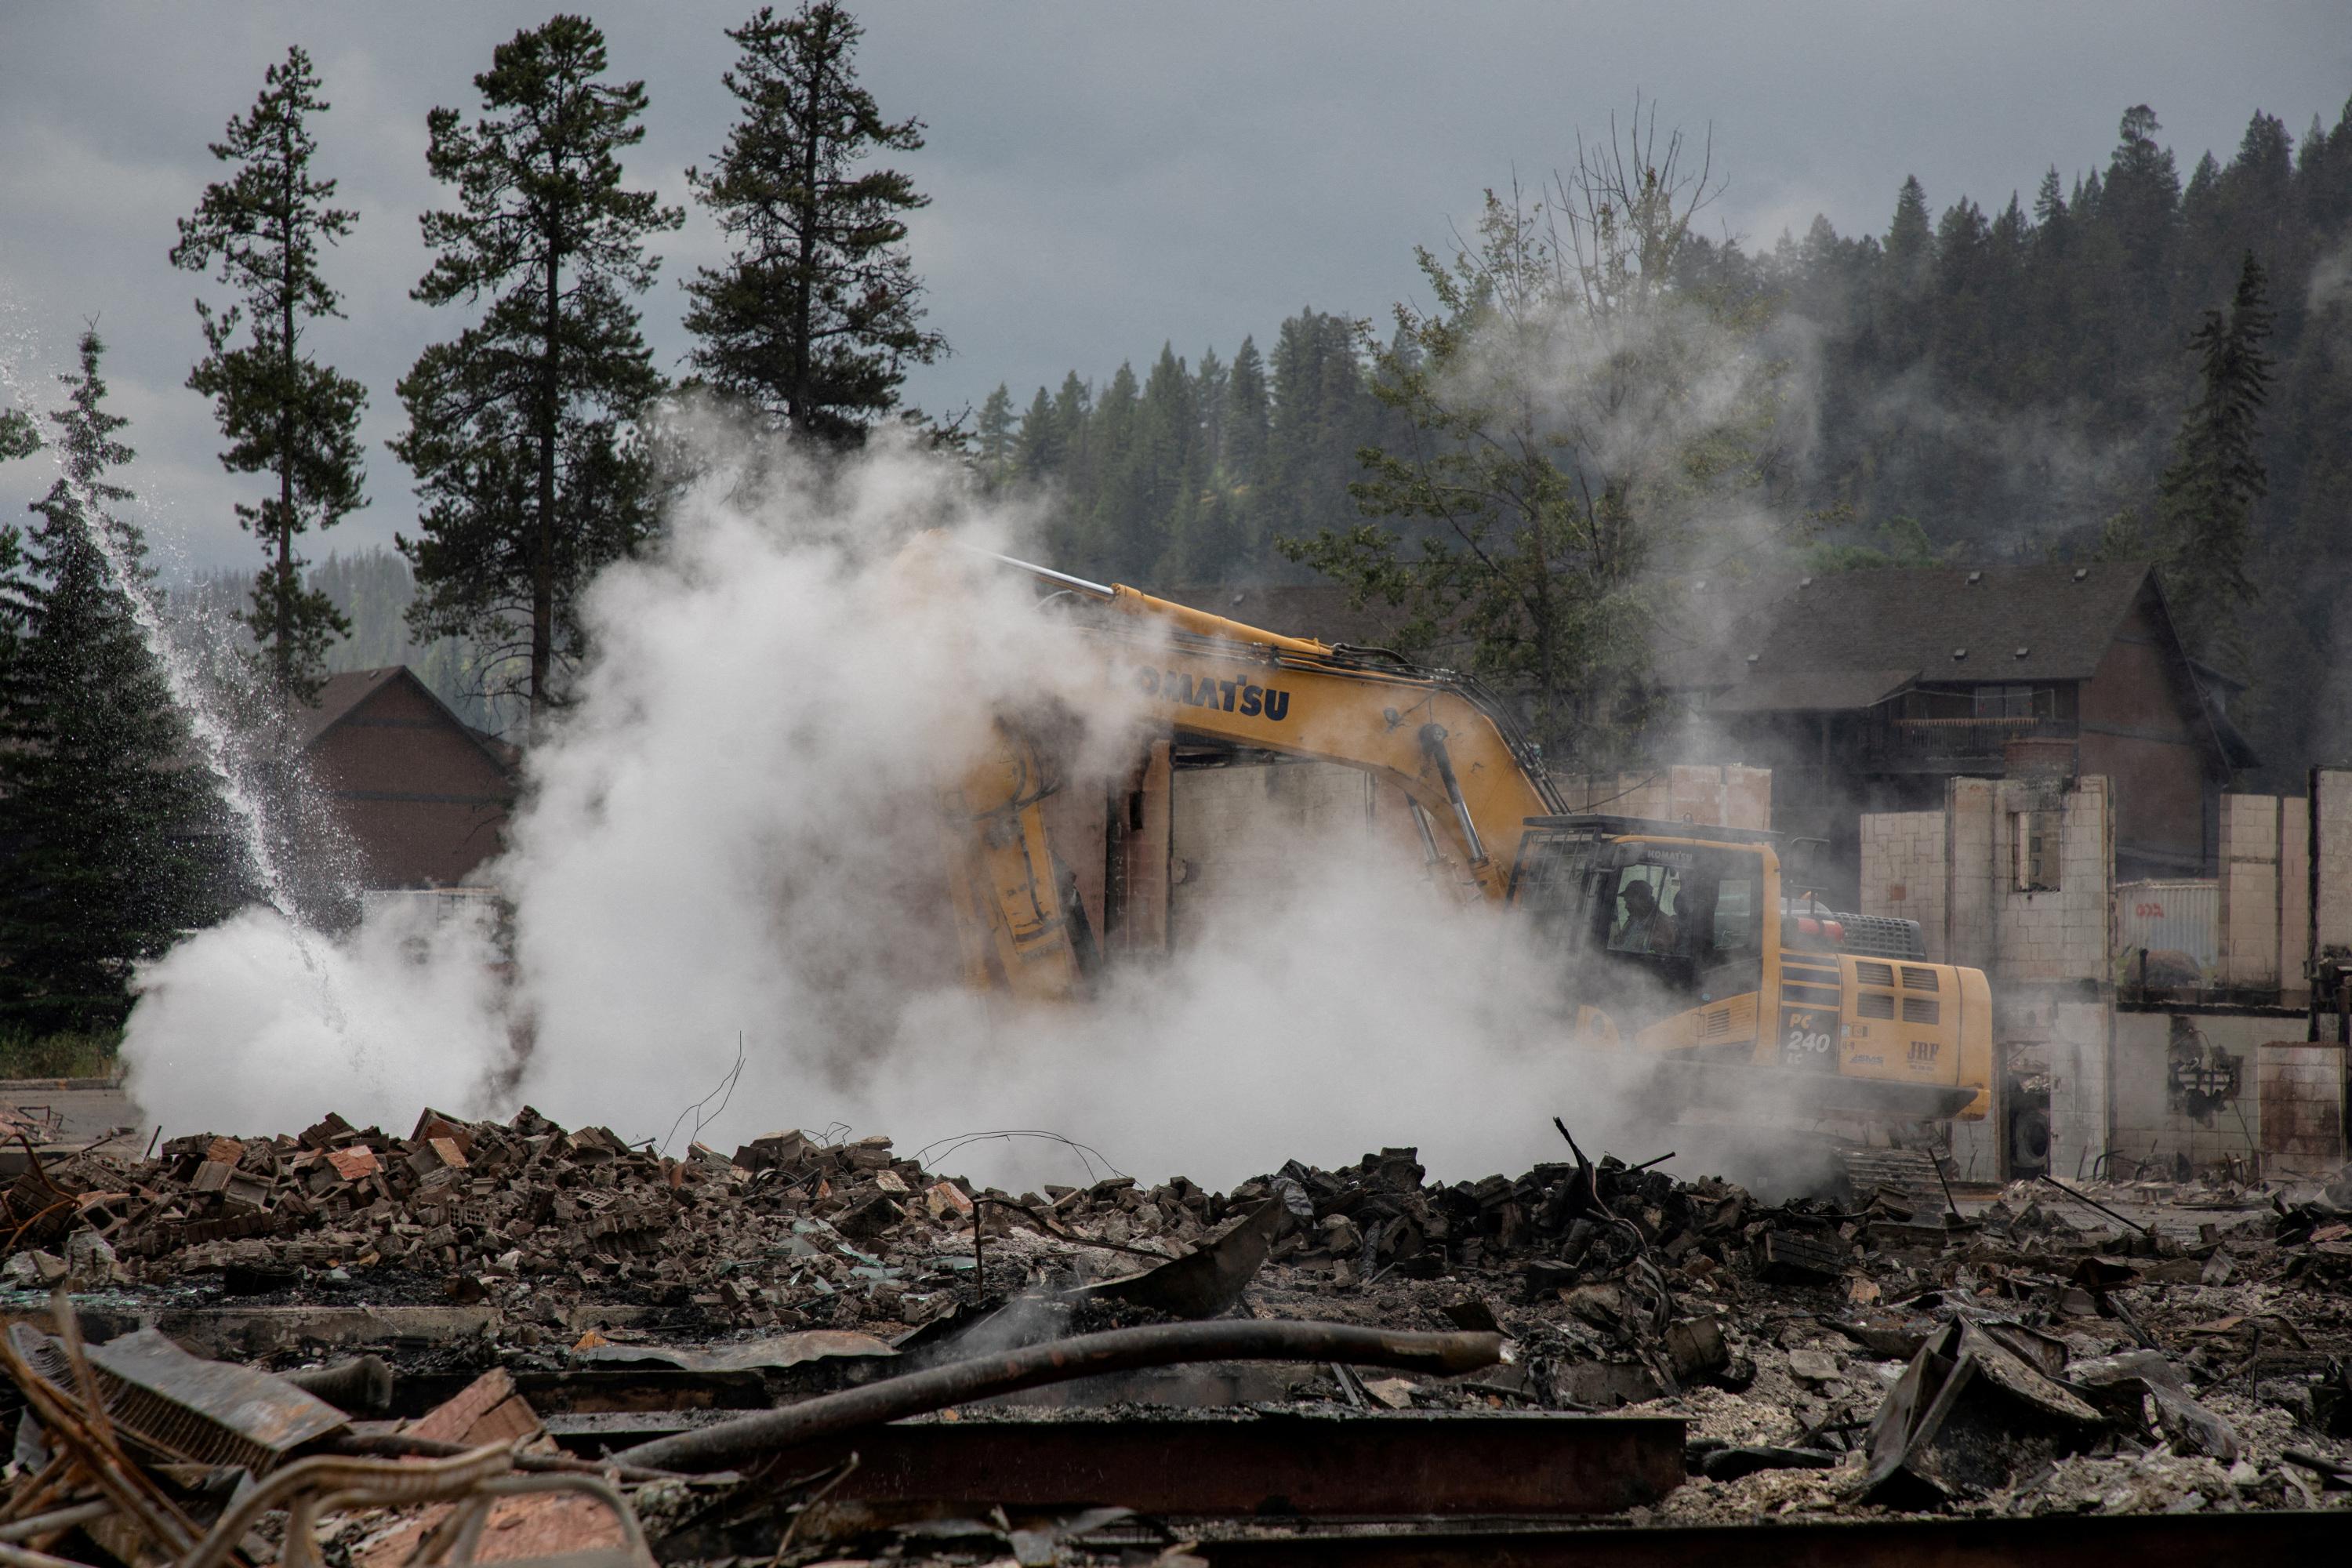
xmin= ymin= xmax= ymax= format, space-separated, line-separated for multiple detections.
xmin=1610 ymin=878 xmax=1679 ymax=955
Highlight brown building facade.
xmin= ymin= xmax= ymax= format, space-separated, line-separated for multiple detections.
xmin=1680 ymin=562 xmax=2253 ymax=895
xmin=301 ymin=667 xmax=517 ymax=888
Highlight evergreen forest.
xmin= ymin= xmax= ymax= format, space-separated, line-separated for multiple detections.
xmin=982 ymin=103 xmax=2352 ymax=786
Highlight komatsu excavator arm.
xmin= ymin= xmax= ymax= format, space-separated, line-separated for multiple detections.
xmin=928 ymin=541 xmax=1561 ymax=999
xmin=985 ymin=546 xmax=1560 ymax=889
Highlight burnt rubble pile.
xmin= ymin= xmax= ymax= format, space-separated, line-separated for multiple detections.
xmin=1230 ymin=1136 xmax=1838 ymax=1293
xmin=2 ymin=1105 xmax=2352 ymax=1536
xmin=0 ymin=1107 xmax=1279 ymax=1329
xmin=1217 ymin=1142 xmax=2352 ymax=1515
xmin=0 ymin=1105 xmax=1788 ymax=1328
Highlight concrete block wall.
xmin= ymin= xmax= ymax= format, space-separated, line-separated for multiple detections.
xmin=1857 ymin=775 xmax=2352 ymax=1178
xmin=2283 ymin=794 xmax=2311 ymax=1003
xmin=2010 ymin=775 xmax=2114 ymax=984
xmin=2315 ymin=768 xmax=2352 ymax=956
xmin=2108 ymin=1011 xmax=2278 ymax=1171
xmin=1946 ymin=778 xmax=1998 ymax=973
xmin=2220 ymin=793 xmax=2282 ymax=988
xmin=2048 ymin=999 xmax=2115 ymax=1181
xmin=2259 ymin=1043 xmax=2347 ymax=1172
xmin=1864 ymin=778 xmax=2117 ymax=1178
xmin=1858 ymin=811 xmax=1949 ymax=960
xmin=1933 ymin=775 xmax=2113 ymax=985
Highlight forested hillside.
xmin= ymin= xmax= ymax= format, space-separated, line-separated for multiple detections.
xmin=973 ymin=309 xmax=1409 ymax=586
xmin=989 ymin=100 xmax=2352 ymax=785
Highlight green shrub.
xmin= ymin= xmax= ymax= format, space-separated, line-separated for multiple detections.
xmin=0 ymin=1026 xmax=122 ymax=1080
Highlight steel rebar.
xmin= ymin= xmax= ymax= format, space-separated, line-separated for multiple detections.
xmin=2038 ymin=1173 xmax=2157 ymax=1239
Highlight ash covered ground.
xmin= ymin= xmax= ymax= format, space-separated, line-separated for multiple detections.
xmin=3 ymin=1099 xmax=2350 ymax=1566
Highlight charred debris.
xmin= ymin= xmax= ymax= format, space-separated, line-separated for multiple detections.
xmin=0 ymin=1107 xmax=2347 ymax=1565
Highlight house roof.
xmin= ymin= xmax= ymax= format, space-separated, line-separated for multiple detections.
xmin=301 ymin=666 xmax=517 ymax=776
xmin=299 ymin=667 xmax=402 ymax=747
xmin=1682 ymin=560 xmax=2255 ymax=771
xmin=1685 ymin=561 xmax=2160 ymax=706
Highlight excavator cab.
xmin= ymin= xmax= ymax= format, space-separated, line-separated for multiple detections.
xmin=1510 ymin=815 xmax=1989 ymax=1120
xmin=1509 ymin=816 xmax=1777 ymax=1044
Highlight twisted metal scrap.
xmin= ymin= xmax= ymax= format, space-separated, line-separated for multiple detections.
xmin=0 ymin=1298 xmax=210 ymax=1563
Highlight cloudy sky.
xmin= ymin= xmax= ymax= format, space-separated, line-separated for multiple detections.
xmin=1 ymin=2 xmax=2345 ymax=574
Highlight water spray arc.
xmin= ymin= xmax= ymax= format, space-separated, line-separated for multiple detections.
xmin=0 ymin=307 xmax=356 ymax=1034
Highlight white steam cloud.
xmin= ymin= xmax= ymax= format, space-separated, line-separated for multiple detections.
xmin=123 ymin=423 xmax=1666 ymax=1190
xmin=2310 ymin=238 xmax=2352 ymax=315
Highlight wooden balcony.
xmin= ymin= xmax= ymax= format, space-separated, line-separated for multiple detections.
xmin=1862 ymin=715 xmax=2078 ymax=774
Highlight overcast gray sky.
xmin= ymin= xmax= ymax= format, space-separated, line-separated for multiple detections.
xmin=2 ymin=2 xmax=2345 ymax=575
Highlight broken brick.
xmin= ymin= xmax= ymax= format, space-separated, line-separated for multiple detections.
xmin=834 ymin=1192 xmax=905 ymax=1240
xmin=407 ymin=1367 xmax=543 ymax=1448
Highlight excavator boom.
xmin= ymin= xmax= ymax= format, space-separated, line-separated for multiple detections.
xmin=955 ymin=543 xmax=1561 ymax=899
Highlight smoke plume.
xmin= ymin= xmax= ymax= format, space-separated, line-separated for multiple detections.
xmin=124 ymin=419 xmax=1698 ymax=1191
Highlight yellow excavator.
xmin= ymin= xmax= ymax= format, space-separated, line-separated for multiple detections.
xmin=931 ymin=541 xmax=1991 ymax=1129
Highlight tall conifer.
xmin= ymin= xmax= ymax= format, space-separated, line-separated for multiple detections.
xmin=2160 ymin=251 xmax=2274 ymax=662
xmin=1221 ymin=336 xmax=1269 ymax=492
xmin=975 ymin=383 xmax=1014 ymax=481
xmin=0 ymin=332 xmax=236 ymax=1032
xmin=170 ymin=45 xmax=367 ymax=703
xmin=393 ymin=16 xmax=681 ymax=717
xmin=684 ymin=3 xmax=943 ymax=441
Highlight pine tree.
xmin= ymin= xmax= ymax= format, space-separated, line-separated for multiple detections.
xmin=2100 ymin=105 xmax=2183 ymax=361
xmin=1265 ymin=310 xmax=1369 ymax=539
xmin=1876 ymin=176 xmax=1935 ymax=362
xmin=1286 ymin=136 xmax=1783 ymax=760
xmin=393 ymin=16 xmax=682 ymax=717
xmin=975 ymin=383 xmax=1014 ymax=481
xmin=0 ymin=331 xmax=236 ymax=1033
xmin=1038 ymin=371 xmax=1095 ymax=567
xmin=683 ymin=3 xmax=943 ymax=441
xmin=1984 ymin=194 xmax=2031 ymax=398
xmin=1193 ymin=346 xmax=1228 ymax=481
xmin=2190 ymin=114 xmax=2295 ymax=329
xmin=2159 ymin=251 xmax=2275 ymax=663
xmin=1087 ymin=362 xmax=1143 ymax=575
xmin=1132 ymin=343 xmax=1197 ymax=572
xmin=169 ymin=45 xmax=368 ymax=705
xmin=1051 ymin=372 xmax=1093 ymax=477
xmin=1930 ymin=197 xmax=1993 ymax=394
xmin=0 ymin=411 xmax=35 ymax=463
xmin=1013 ymin=385 xmax=1061 ymax=479
xmin=1221 ymin=335 xmax=1269 ymax=488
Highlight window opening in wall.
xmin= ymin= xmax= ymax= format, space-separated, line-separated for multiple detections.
xmin=2014 ymin=810 xmax=2061 ymax=891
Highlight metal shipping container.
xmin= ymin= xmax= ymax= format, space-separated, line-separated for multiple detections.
xmin=2115 ymin=878 xmax=2219 ymax=982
